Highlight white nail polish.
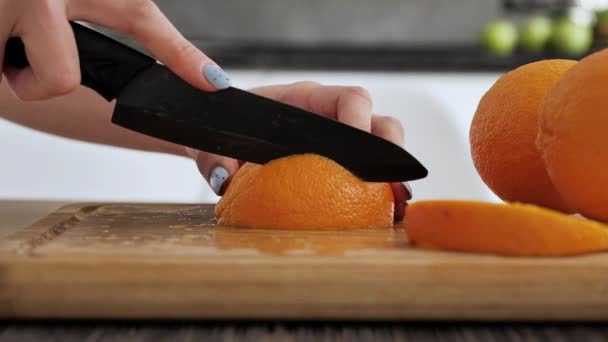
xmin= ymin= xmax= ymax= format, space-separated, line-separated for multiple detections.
xmin=210 ymin=166 xmax=229 ymax=195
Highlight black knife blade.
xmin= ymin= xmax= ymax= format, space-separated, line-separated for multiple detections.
xmin=4 ymin=22 xmax=428 ymax=182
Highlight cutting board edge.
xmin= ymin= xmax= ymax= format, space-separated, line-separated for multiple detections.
xmin=3 ymin=257 xmax=608 ymax=320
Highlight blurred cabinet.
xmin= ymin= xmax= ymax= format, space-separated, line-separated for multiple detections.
xmin=153 ymin=0 xmax=501 ymax=46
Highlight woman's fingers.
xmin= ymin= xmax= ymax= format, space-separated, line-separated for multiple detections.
xmin=371 ymin=115 xmax=405 ymax=147
xmin=372 ymin=114 xmax=411 ymax=221
xmin=0 ymin=29 xmax=7 ymax=86
xmin=251 ymin=81 xmax=320 ymax=109
xmin=68 ymin=0 xmax=230 ymax=91
xmin=252 ymin=82 xmax=373 ymax=132
xmin=4 ymin=1 xmax=80 ymax=100
xmin=309 ymin=85 xmax=373 ymax=132
xmin=391 ymin=182 xmax=412 ymax=221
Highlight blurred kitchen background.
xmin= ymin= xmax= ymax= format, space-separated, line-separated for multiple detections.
xmin=1 ymin=0 xmax=606 ymax=204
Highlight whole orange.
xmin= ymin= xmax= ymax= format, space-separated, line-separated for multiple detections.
xmin=470 ymin=60 xmax=576 ymax=211
xmin=538 ymin=49 xmax=608 ymax=221
xmin=215 ymin=154 xmax=394 ymax=229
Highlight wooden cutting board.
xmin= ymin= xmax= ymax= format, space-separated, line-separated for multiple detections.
xmin=2 ymin=203 xmax=608 ymax=321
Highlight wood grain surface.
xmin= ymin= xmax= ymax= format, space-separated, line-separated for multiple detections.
xmin=2 ymin=203 xmax=608 ymax=321
xmin=0 ymin=201 xmax=67 ymax=239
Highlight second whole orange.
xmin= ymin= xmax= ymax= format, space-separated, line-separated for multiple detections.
xmin=538 ymin=49 xmax=608 ymax=222
xmin=470 ymin=59 xmax=576 ymax=212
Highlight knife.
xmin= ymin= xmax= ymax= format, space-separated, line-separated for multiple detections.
xmin=3 ymin=21 xmax=428 ymax=182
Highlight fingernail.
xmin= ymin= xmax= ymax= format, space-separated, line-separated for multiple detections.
xmin=209 ymin=166 xmax=229 ymax=195
xmin=394 ymin=202 xmax=405 ymax=221
xmin=203 ymin=64 xmax=232 ymax=89
xmin=403 ymin=182 xmax=413 ymax=200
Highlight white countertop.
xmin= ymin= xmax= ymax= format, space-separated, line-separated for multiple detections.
xmin=0 ymin=70 xmax=502 ymax=203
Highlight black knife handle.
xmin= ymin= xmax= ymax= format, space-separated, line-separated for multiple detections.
xmin=3 ymin=21 xmax=156 ymax=101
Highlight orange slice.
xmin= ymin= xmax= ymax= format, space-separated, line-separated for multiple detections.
xmin=406 ymin=200 xmax=608 ymax=256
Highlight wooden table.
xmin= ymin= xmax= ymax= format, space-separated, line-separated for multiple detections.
xmin=2 ymin=200 xmax=608 ymax=341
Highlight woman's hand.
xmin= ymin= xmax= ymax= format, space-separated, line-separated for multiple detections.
xmin=0 ymin=0 xmax=230 ymax=100
xmin=188 ymin=82 xmax=412 ymax=221
xmin=0 ymin=1 xmax=410 ymax=218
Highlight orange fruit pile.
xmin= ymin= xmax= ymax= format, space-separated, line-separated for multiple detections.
xmin=413 ymin=50 xmax=608 ymax=257
xmin=470 ymin=59 xmax=576 ymax=212
xmin=471 ymin=51 xmax=608 ymax=220
xmin=406 ymin=200 xmax=608 ymax=257
xmin=215 ymin=154 xmax=394 ymax=229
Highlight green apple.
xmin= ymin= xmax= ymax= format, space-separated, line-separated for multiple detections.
xmin=482 ymin=20 xmax=518 ymax=56
xmin=551 ymin=18 xmax=593 ymax=56
xmin=596 ymin=9 xmax=608 ymax=40
xmin=520 ymin=16 xmax=553 ymax=53
xmin=597 ymin=9 xmax=608 ymax=26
